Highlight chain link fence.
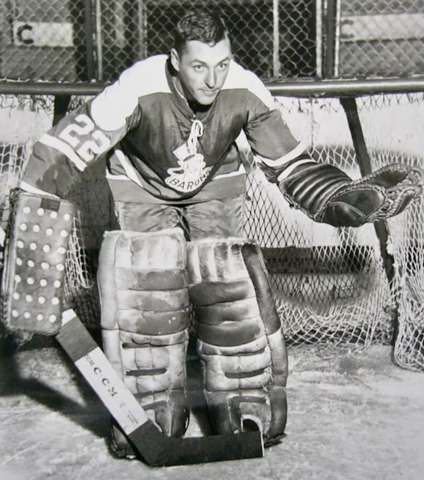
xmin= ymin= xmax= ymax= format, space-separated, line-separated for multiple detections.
xmin=335 ymin=0 xmax=424 ymax=78
xmin=1 ymin=3 xmax=424 ymax=366
xmin=1 ymin=0 xmax=424 ymax=84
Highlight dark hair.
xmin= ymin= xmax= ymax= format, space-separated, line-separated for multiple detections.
xmin=173 ymin=11 xmax=230 ymax=54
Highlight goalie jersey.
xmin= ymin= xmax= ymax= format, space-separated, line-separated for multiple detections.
xmin=22 ymin=55 xmax=305 ymax=204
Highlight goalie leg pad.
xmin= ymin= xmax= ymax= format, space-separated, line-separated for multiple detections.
xmin=1 ymin=191 xmax=74 ymax=335
xmin=187 ymin=238 xmax=288 ymax=446
xmin=97 ymin=228 xmax=191 ymax=439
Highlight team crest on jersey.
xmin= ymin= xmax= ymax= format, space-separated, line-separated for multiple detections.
xmin=166 ymin=143 xmax=212 ymax=193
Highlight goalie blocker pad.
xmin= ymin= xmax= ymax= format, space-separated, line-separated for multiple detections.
xmin=1 ymin=190 xmax=74 ymax=335
xmin=97 ymin=228 xmax=191 ymax=443
xmin=187 ymin=238 xmax=288 ymax=447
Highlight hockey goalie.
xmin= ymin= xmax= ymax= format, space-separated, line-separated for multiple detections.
xmin=2 ymin=10 xmax=421 ymax=462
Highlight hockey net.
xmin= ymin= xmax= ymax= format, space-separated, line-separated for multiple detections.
xmin=0 ymin=90 xmax=423 ymax=371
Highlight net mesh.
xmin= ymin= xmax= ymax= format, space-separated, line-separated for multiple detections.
xmin=0 ymin=91 xmax=423 ymax=370
xmin=362 ymin=94 xmax=424 ymax=372
xmin=243 ymin=97 xmax=394 ymax=348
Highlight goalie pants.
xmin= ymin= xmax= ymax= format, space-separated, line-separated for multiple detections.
xmin=113 ymin=194 xmax=245 ymax=239
xmin=98 ymin=194 xmax=288 ymax=446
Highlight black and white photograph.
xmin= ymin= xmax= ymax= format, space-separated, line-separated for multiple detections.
xmin=0 ymin=1 xmax=424 ymax=479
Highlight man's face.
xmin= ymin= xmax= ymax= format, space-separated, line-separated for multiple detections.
xmin=171 ymin=35 xmax=232 ymax=106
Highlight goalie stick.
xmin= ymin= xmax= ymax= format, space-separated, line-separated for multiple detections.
xmin=56 ymin=310 xmax=264 ymax=467
xmin=0 ymin=191 xmax=263 ymax=467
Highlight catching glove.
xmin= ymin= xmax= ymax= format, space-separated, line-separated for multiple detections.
xmin=278 ymin=162 xmax=422 ymax=228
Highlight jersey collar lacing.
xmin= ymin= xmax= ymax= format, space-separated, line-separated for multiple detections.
xmin=187 ymin=119 xmax=203 ymax=155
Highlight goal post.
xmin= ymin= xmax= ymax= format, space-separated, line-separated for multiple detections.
xmin=0 ymin=78 xmax=423 ymax=371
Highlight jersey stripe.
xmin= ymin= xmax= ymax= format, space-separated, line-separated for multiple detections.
xmin=105 ymin=171 xmax=130 ymax=181
xmin=114 ymin=149 xmax=144 ymax=187
xmin=256 ymin=142 xmax=307 ymax=168
xmin=214 ymin=163 xmax=246 ymax=179
xmin=20 ymin=180 xmax=60 ymax=199
xmin=277 ymin=158 xmax=318 ymax=182
xmin=39 ymin=134 xmax=87 ymax=171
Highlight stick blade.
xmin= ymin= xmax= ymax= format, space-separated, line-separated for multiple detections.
xmin=129 ymin=421 xmax=264 ymax=467
xmin=56 ymin=311 xmax=264 ymax=467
